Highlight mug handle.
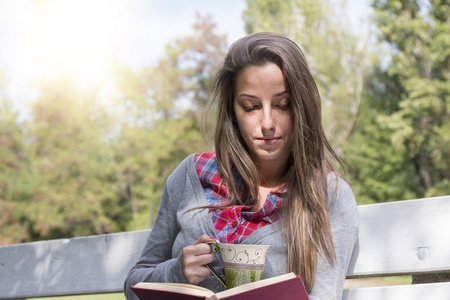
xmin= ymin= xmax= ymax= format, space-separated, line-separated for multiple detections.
xmin=205 ymin=240 xmax=221 ymax=253
xmin=205 ymin=240 xmax=226 ymax=288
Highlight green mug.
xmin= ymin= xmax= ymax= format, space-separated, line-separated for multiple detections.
xmin=206 ymin=241 xmax=270 ymax=289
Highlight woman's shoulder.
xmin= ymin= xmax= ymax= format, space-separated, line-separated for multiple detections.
xmin=193 ymin=152 xmax=220 ymax=179
xmin=326 ymin=172 xmax=358 ymax=214
xmin=167 ymin=152 xmax=218 ymax=182
xmin=165 ymin=153 xmax=198 ymax=185
xmin=194 ymin=152 xmax=217 ymax=166
xmin=326 ymin=172 xmax=352 ymax=195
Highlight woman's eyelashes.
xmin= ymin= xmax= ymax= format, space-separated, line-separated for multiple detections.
xmin=276 ymin=103 xmax=291 ymax=111
xmin=241 ymin=102 xmax=291 ymax=112
xmin=242 ymin=105 xmax=259 ymax=112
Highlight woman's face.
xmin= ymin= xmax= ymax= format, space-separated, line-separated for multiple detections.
xmin=234 ymin=62 xmax=294 ymax=167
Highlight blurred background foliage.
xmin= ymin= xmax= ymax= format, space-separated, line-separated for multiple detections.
xmin=0 ymin=0 xmax=448 ymax=245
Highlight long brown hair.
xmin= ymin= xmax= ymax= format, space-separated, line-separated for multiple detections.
xmin=206 ymin=32 xmax=343 ymax=292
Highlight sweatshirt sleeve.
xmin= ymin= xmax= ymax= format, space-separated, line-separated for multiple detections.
xmin=123 ymin=163 xmax=190 ymax=300
xmin=309 ymin=175 xmax=359 ymax=300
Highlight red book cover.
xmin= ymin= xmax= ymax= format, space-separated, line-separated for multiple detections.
xmin=131 ymin=273 xmax=309 ymax=300
xmin=131 ymin=287 xmax=209 ymax=300
xmin=217 ymin=275 xmax=308 ymax=300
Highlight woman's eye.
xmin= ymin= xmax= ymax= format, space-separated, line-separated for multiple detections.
xmin=276 ymin=104 xmax=290 ymax=111
xmin=242 ymin=105 xmax=258 ymax=112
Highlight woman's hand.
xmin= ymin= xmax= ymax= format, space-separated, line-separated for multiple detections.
xmin=180 ymin=235 xmax=216 ymax=284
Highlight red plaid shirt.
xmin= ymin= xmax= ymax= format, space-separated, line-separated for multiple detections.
xmin=194 ymin=152 xmax=286 ymax=244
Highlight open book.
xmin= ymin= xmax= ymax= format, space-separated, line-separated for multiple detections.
xmin=131 ymin=272 xmax=309 ymax=300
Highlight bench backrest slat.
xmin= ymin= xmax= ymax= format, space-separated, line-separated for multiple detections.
xmin=342 ymin=282 xmax=450 ymax=300
xmin=0 ymin=195 xmax=449 ymax=299
xmin=348 ymin=195 xmax=450 ymax=278
xmin=0 ymin=230 xmax=149 ymax=299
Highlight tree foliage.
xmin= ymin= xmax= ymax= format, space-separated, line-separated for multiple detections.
xmin=25 ymin=75 xmax=125 ymax=239
xmin=0 ymin=73 xmax=32 ymax=244
xmin=345 ymin=0 xmax=449 ymax=202
xmin=0 ymin=13 xmax=227 ymax=245
xmin=112 ymin=13 xmax=226 ymax=230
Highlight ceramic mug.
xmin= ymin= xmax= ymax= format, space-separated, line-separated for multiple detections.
xmin=206 ymin=240 xmax=270 ymax=289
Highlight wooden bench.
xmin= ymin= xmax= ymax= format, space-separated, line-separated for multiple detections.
xmin=1 ymin=195 xmax=449 ymax=299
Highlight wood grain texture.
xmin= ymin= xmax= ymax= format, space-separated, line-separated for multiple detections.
xmin=347 ymin=195 xmax=450 ymax=278
xmin=0 ymin=230 xmax=150 ymax=299
xmin=342 ymin=282 xmax=450 ymax=300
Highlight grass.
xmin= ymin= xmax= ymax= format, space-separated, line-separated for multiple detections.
xmin=33 ymin=294 xmax=125 ymax=300
xmin=344 ymin=275 xmax=412 ymax=288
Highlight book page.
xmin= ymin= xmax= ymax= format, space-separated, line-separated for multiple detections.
xmin=134 ymin=282 xmax=215 ymax=298
xmin=215 ymin=272 xmax=297 ymax=298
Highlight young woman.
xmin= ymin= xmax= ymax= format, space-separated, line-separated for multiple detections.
xmin=124 ymin=32 xmax=359 ymax=300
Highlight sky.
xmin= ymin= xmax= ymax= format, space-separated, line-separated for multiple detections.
xmin=0 ymin=0 xmax=247 ymax=103
xmin=0 ymin=0 xmax=371 ymax=117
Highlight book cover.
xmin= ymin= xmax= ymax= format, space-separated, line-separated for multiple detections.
xmin=131 ymin=272 xmax=309 ymax=300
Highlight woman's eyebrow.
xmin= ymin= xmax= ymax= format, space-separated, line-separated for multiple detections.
xmin=237 ymin=91 xmax=288 ymax=99
xmin=272 ymin=91 xmax=288 ymax=98
xmin=237 ymin=93 xmax=259 ymax=99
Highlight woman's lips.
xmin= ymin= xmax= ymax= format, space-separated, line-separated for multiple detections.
xmin=256 ymin=137 xmax=280 ymax=145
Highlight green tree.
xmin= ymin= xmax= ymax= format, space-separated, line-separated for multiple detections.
xmin=113 ymin=14 xmax=227 ymax=230
xmin=0 ymin=72 xmax=33 ymax=245
xmin=243 ymin=0 xmax=374 ymax=156
xmin=346 ymin=0 xmax=449 ymax=202
xmin=24 ymin=75 xmax=128 ymax=240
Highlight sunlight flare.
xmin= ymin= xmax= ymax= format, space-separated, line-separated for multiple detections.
xmin=25 ymin=0 xmax=121 ymax=89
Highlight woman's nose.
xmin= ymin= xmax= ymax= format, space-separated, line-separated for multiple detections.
xmin=261 ymin=108 xmax=275 ymax=131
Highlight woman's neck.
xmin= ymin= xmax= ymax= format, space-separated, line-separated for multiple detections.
xmin=255 ymin=159 xmax=289 ymax=188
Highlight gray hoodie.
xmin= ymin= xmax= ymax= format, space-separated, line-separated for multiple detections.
xmin=124 ymin=154 xmax=359 ymax=300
